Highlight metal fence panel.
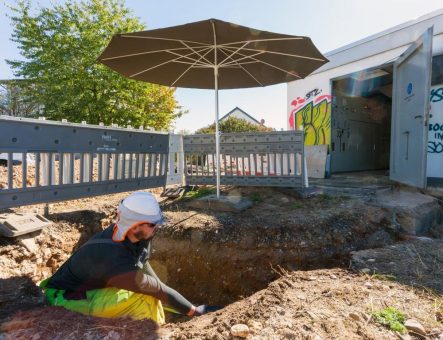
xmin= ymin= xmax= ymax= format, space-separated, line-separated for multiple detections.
xmin=0 ymin=116 xmax=169 ymax=208
xmin=183 ymin=131 xmax=305 ymax=188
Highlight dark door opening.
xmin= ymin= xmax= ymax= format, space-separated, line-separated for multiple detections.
xmin=330 ymin=66 xmax=393 ymax=173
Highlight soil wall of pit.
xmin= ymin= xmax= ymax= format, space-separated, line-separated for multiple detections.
xmin=151 ymin=201 xmax=395 ymax=306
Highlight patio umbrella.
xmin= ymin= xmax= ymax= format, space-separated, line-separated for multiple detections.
xmin=98 ymin=18 xmax=328 ymax=198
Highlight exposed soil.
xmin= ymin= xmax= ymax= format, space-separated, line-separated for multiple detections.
xmin=0 ymin=184 xmax=442 ymax=339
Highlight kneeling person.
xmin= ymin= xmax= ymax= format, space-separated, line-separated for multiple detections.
xmin=42 ymin=191 xmax=206 ymax=323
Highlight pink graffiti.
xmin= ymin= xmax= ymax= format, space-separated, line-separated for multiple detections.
xmin=291 ymin=96 xmax=306 ymax=111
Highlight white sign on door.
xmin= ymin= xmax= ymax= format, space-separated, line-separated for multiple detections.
xmin=428 ymin=84 xmax=443 ymax=178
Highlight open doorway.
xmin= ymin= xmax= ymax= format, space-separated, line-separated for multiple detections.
xmin=330 ymin=65 xmax=393 ymax=173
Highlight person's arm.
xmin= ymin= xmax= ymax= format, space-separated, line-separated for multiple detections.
xmin=143 ymin=261 xmax=160 ymax=282
xmin=143 ymin=261 xmax=199 ymax=316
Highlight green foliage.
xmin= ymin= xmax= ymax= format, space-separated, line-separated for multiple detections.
xmin=183 ymin=187 xmax=216 ymax=200
xmin=293 ymin=202 xmax=304 ymax=209
xmin=372 ymin=307 xmax=407 ymax=334
xmin=248 ymin=193 xmax=263 ymax=202
xmin=7 ymin=0 xmax=184 ymax=128
xmin=195 ymin=116 xmax=274 ymax=134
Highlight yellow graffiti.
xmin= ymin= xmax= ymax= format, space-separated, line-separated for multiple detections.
xmin=295 ymin=99 xmax=331 ymax=145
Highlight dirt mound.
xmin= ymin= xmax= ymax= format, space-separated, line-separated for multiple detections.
xmin=164 ymin=268 xmax=443 ymax=339
xmin=351 ymin=238 xmax=443 ymax=293
xmin=2 ymin=269 xmax=442 ymax=339
xmin=1 ymin=306 xmax=162 ymax=339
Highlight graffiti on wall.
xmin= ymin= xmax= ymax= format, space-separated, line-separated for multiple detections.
xmin=289 ymin=88 xmax=331 ymax=145
xmin=429 ymin=86 xmax=443 ymax=154
xmin=428 ymin=85 xmax=443 ymax=178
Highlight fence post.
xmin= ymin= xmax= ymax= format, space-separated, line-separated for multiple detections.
xmin=166 ymin=134 xmax=184 ymax=186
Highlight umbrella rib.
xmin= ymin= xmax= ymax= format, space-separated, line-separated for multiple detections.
xmin=167 ymin=47 xmax=213 ymax=66
xmin=99 ymin=46 xmax=209 ymax=61
xmin=170 ymin=47 xmax=215 ymax=87
xmin=179 ymin=40 xmax=214 ymax=66
xmin=217 ymin=47 xmax=264 ymax=86
xmin=222 ymin=45 xmax=326 ymax=62
xmin=120 ymin=34 xmax=211 ymax=47
xmin=173 ymin=60 xmax=211 ymax=67
xmin=218 ymin=41 xmax=250 ymax=66
xmin=219 ymin=36 xmax=305 ymax=46
xmin=221 ymin=47 xmax=302 ymax=79
xmin=129 ymin=48 xmax=213 ymax=78
xmin=219 ymin=49 xmax=266 ymax=67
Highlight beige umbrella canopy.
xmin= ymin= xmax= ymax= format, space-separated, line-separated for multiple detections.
xmin=98 ymin=18 xmax=328 ymax=197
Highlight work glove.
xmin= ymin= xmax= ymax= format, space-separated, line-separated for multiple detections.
xmin=194 ymin=305 xmax=222 ymax=316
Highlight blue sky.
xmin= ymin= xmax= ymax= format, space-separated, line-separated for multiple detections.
xmin=1 ymin=0 xmax=443 ymax=132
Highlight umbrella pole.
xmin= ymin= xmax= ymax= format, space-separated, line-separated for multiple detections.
xmin=214 ymin=66 xmax=220 ymax=199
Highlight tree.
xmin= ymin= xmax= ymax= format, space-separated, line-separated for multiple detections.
xmin=0 ymin=79 xmax=41 ymax=117
xmin=7 ymin=0 xmax=184 ymax=129
xmin=195 ymin=116 xmax=274 ymax=134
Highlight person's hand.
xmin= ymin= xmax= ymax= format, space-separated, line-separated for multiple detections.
xmin=194 ymin=305 xmax=222 ymax=316
xmin=194 ymin=305 xmax=208 ymax=316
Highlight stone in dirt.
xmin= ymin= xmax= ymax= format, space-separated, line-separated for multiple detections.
xmin=230 ymin=324 xmax=250 ymax=338
xmin=348 ymin=312 xmax=361 ymax=321
xmin=18 ymin=237 xmax=39 ymax=253
xmin=404 ymin=319 xmax=426 ymax=336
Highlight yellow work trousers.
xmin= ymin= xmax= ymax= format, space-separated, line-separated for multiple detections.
xmin=40 ymin=280 xmax=165 ymax=324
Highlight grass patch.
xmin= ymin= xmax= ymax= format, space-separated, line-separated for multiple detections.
xmin=317 ymin=194 xmax=333 ymax=201
xmin=372 ymin=307 xmax=407 ymax=334
xmin=248 ymin=193 xmax=263 ymax=202
xmin=293 ymin=202 xmax=304 ymax=209
xmin=316 ymin=194 xmax=350 ymax=203
xmin=371 ymin=273 xmax=396 ymax=282
xmin=183 ymin=187 xmax=216 ymax=200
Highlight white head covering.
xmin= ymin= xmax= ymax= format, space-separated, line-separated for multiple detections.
xmin=113 ymin=191 xmax=165 ymax=242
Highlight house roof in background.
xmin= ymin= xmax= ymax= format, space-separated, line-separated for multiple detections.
xmin=219 ymin=106 xmax=261 ymax=124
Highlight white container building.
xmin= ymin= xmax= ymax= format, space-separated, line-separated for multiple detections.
xmin=287 ymin=9 xmax=443 ymax=188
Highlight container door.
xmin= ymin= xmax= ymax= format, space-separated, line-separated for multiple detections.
xmin=390 ymin=27 xmax=433 ymax=188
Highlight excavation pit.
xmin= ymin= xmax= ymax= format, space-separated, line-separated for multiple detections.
xmin=149 ymin=187 xmax=397 ymax=310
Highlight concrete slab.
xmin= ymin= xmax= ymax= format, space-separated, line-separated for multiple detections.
xmin=0 ymin=213 xmax=51 ymax=238
xmin=373 ymin=190 xmax=442 ymax=235
xmin=308 ymin=170 xmax=392 ymax=198
xmin=186 ymin=194 xmax=253 ymax=212
xmin=306 ymin=145 xmax=328 ymax=179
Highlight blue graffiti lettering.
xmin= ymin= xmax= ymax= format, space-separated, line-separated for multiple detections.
xmin=429 ymin=123 xmax=443 ymax=131
xmin=430 ymin=87 xmax=443 ymax=102
xmin=428 ymin=141 xmax=443 ymax=154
